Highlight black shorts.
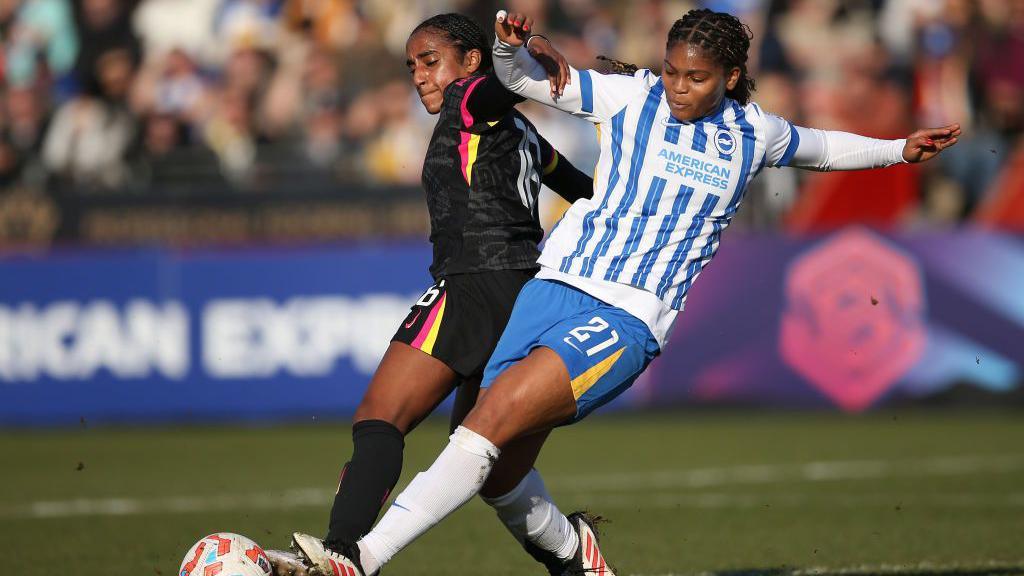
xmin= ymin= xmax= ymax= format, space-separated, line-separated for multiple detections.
xmin=392 ymin=269 xmax=535 ymax=378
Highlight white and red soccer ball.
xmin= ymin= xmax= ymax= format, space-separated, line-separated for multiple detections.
xmin=179 ymin=533 xmax=272 ymax=576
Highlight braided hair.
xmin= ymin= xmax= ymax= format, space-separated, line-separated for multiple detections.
xmin=667 ymin=9 xmax=756 ymax=105
xmin=597 ymin=55 xmax=638 ymax=75
xmin=412 ymin=13 xmax=492 ymax=73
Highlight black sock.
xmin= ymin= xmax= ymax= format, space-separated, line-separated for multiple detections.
xmin=325 ymin=420 xmax=404 ymax=547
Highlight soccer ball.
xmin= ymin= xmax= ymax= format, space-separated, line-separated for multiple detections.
xmin=179 ymin=532 xmax=273 ymax=576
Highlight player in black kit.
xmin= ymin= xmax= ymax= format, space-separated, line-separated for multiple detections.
xmin=271 ymin=13 xmax=601 ymax=576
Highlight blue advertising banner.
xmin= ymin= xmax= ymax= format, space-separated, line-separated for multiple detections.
xmin=2 ymin=229 xmax=1022 ymax=426
xmin=0 ymin=244 xmax=432 ymax=425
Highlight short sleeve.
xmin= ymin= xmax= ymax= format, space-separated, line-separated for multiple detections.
xmin=762 ymin=112 xmax=801 ymax=168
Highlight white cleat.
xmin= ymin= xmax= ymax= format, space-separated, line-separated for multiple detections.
xmin=265 ymin=549 xmax=310 ymax=576
xmin=290 ymin=533 xmax=368 ymax=576
xmin=523 ymin=511 xmax=617 ymax=575
xmin=567 ymin=512 xmax=616 ymax=576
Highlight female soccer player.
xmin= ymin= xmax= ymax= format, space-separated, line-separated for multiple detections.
xmin=292 ymin=8 xmax=961 ymax=575
xmin=276 ymin=12 xmax=612 ymax=576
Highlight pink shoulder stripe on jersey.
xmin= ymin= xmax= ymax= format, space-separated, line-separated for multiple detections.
xmin=459 ymin=76 xmax=487 ymax=128
xmin=455 ymin=77 xmax=487 ymax=185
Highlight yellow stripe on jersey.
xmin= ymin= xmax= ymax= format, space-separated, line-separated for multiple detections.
xmin=543 ymin=151 xmax=560 ymax=175
xmin=570 ymin=346 xmax=626 ymax=400
xmin=420 ymin=296 xmax=447 ymax=355
xmin=464 ymin=133 xmax=481 ymax=185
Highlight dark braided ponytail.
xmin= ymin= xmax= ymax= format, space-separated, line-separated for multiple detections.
xmin=412 ymin=13 xmax=492 ymax=73
xmin=667 ymin=9 xmax=756 ymax=105
xmin=596 ymin=55 xmax=638 ymax=75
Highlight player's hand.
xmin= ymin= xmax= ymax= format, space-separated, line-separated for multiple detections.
xmin=495 ymin=10 xmax=532 ymax=47
xmin=902 ymin=123 xmax=961 ymax=163
xmin=526 ymin=36 xmax=571 ymax=99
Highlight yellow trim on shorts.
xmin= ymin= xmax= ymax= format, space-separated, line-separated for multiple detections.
xmin=421 ymin=296 xmax=447 ymax=355
xmin=570 ymin=346 xmax=626 ymax=400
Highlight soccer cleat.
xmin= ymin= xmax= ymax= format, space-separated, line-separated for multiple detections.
xmin=265 ymin=548 xmax=311 ymax=576
xmin=567 ymin=512 xmax=616 ymax=576
xmin=290 ymin=533 xmax=370 ymax=576
xmin=523 ymin=511 xmax=617 ymax=576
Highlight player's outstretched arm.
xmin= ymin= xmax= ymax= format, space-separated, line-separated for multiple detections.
xmin=901 ymin=123 xmax=961 ymax=163
xmin=774 ymin=118 xmax=963 ymax=172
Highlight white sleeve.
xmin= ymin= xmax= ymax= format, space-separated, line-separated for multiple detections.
xmin=762 ymin=112 xmax=907 ymax=171
xmin=492 ymin=38 xmax=648 ymax=123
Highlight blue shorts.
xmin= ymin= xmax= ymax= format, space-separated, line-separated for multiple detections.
xmin=481 ymin=278 xmax=660 ymax=423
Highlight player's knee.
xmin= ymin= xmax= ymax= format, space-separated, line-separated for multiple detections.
xmin=353 ymin=396 xmax=408 ymax=432
xmin=460 ymin=393 xmax=498 ymax=436
xmin=461 ymin=385 xmax=529 ymax=446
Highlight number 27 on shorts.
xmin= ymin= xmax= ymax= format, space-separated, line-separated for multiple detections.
xmin=563 ymin=316 xmax=619 ymax=357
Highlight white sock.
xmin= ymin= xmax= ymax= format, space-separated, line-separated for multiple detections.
xmin=357 ymin=426 xmax=499 ymax=574
xmin=482 ymin=468 xmax=579 ymax=561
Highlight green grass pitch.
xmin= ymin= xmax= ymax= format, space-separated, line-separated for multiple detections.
xmin=2 ymin=412 xmax=1023 ymax=575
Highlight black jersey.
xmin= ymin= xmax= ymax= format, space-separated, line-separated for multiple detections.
xmin=421 ymin=73 xmax=557 ymax=279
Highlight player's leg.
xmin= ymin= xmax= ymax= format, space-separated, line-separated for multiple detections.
xmin=354 ymin=342 xmax=458 ymax=432
xmin=292 ymin=375 xmax=565 ymax=576
xmin=324 ymin=271 xmax=523 ymax=552
xmin=480 ymin=428 xmax=548 ymax=498
xmin=464 ymin=280 xmax=584 ymax=570
xmin=296 ymin=280 xmax=655 ymax=575
xmin=439 ymin=272 xmax=589 ymax=570
xmin=464 ymin=296 xmax=660 ymax=575
xmin=348 ymin=350 xmax=578 ymax=575
xmin=325 ymin=341 xmax=458 ymax=548
xmin=456 ymin=383 xmax=582 ymax=574
xmin=324 ymin=277 xmax=461 ymax=549
xmin=479 ymin=430 xmax=584 ymax=574
xmin=464 ymin=347 xmax=576 ymax=443
xmin=448 ymin=374 xmax=480 ymax=433
xmin=447 ymin=319 xmax=584 ymax=572
xmin=351 ymin=281 xmax=652 ymax=573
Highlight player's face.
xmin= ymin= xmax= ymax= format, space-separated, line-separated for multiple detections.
xmin=661 ymin=43 xmax=740 ymax=122
xmin=406 ymin=29 xmax=481 ymax=114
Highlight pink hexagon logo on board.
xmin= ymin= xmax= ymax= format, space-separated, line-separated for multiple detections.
xmin=779 ymin=228 xmax=927 ymax=411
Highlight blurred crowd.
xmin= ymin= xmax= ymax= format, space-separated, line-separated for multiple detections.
xmin=0 ymin=0 xmax=1021 ymax=224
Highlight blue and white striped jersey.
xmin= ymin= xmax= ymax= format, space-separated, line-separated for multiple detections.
xmin=546 ymin=71 xmax=795 ymax=299
xmin=494 ymin=40 xmax=906 ymax=346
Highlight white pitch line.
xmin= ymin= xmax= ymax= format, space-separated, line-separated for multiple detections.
xmin=7 ymin=490 xmax=1024 ymax=520
xmin=574 ymin=491 xmax=1024 ymax=511
xmin=3 ymin=454 xmax=1023 ymax=520
xmin=630 ymin=559 xmax=1024 ymax=576
xmin=10 ymin=488 xmax=329 ymax=519
xmin=555 ymin=453 xmax=1024 ymax=491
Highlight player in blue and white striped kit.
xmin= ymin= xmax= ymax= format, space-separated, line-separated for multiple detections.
xmin=292 ymin=9 xmax=961 ymax=576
